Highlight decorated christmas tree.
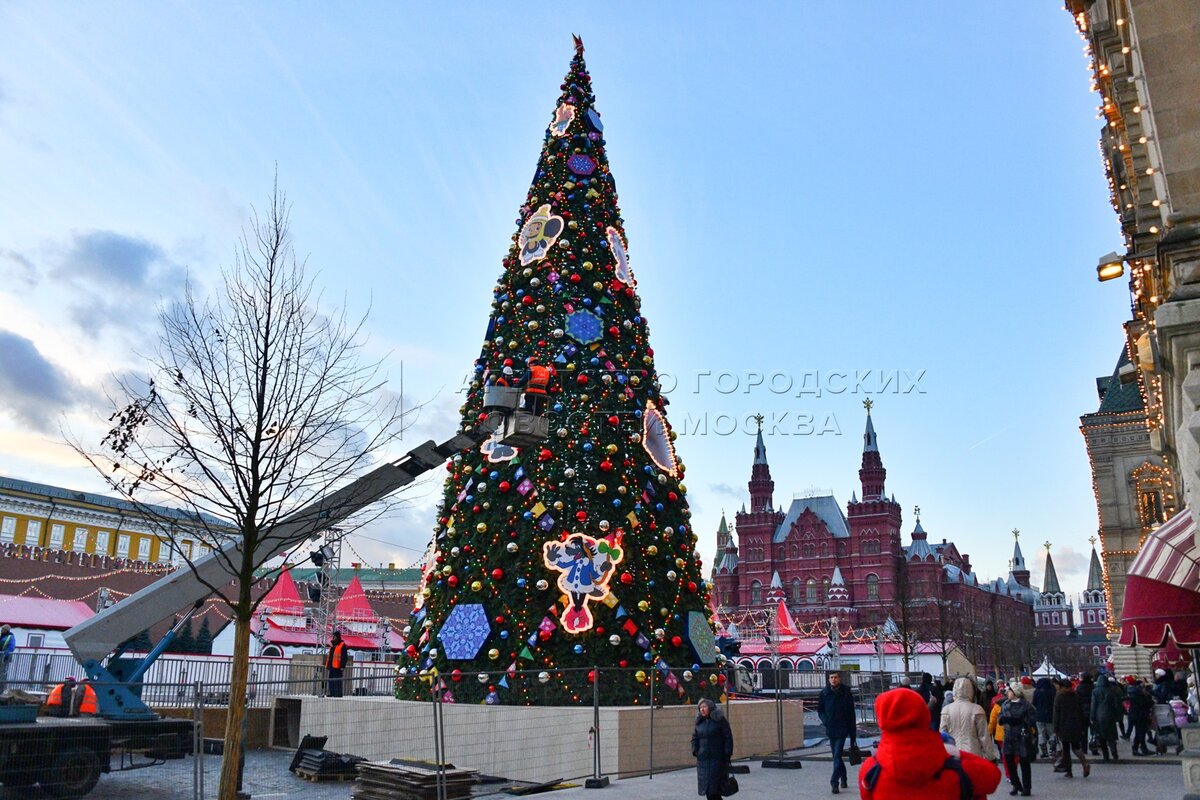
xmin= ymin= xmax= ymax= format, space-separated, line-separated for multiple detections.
xmin=397 ymin=38 xmax=721 ymax=705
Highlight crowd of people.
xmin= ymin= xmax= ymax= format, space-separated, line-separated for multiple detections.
xmin=692 ymin=666 xmax=1195 ymax=799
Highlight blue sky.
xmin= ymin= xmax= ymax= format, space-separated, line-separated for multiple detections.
xmin=0 ymin=3 xmax=1126 ymax=602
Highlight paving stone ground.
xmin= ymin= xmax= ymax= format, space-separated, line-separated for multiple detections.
xmin=0 ymin=735 xmax=1186 ymax=799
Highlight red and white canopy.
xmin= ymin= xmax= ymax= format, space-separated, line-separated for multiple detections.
xmin=1119 ymin=508 xmax=1200 ymax=647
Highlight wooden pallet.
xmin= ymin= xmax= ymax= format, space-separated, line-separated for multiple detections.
xmin=296 ymin=769 xmax=357 ymax=783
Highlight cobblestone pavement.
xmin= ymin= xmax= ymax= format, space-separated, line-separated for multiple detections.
xmin=0 ymin=742 xmax=1185 ymax=799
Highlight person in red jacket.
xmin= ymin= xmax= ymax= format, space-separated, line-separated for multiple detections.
xmin=860 ymin=688 xmax=1001 ymax=800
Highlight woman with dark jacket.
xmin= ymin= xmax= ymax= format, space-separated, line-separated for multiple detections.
xmin=1053 ymin=678 xmax=1090 ymax=778
xmin=1127 ymin=682 xmax=1155 ymax=755
xmin=692 ymin=698 xmax=734 ymax=800
xmin=999 ymin=683 xmax=1037 ymax=796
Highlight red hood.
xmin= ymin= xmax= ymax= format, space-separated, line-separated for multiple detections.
xmin=864 ymin=689 xmax=1001 ymax=798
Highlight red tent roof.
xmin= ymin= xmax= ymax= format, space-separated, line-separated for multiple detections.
xmin=0 ymin=594 xmax=94 ymax=630
xmin=335 ymin=575 xmax=376 ymax=623
xmin=774 ymin=600 xmax=799 ymax=636
xmin=260 ymin=567 xmax=305 ymax=616
xmin=1120 ymin=509 xmax=1200 ymax=648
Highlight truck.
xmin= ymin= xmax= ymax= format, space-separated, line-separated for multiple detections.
xmin=0 ymin=385 xmax=545 ymax=797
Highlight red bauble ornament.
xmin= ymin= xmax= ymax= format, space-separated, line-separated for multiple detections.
xmin=619 ymin=659 xmax=628 ymax=668
xmin=570 ymin=273 xmax=582 ymax=283
xmin=575 ymin=510 xmax=588 ymax=522
xmin=599 ymin=460 xmax=613 ymax=472
xmin=608 ymin=326 xmax=619 ymax=338
xmin=588 ymin=670 xmax=596 ymax=683
xmin=671 ymin=636 xmax=682 ymax=648
xmin=451 ymin=669 xmax=462 ymax=682
xmin=619 ymin=572 xmax=633 ymax=585
xmin=495 ymin=615 xmax=506 ymax=624
xmin=539 ymin=448 xmax=553 ymax=461
xmin=499 ymin=481 xmax=511 ymax=492
xmin=406 ymin=645 xmax=418 ymax=658
xmin=491 ymin=568 xmax=504 ymax=580
xmin=717 ymin=674 xmax=727 ymax=685
xmin=667 ymin=491 xmax=678 ymax=502
xmin=607 ymin=415 xmax=619 ymax=426
xmin=688 ymin=581 xmax=698 ymax=593
xmin=576 ymin=374 xmax=588 ymax=385
xmin=538 ymin=630 xmax=552 ymax=641
xmin=447 ymin=575 xmax=459 ymax=587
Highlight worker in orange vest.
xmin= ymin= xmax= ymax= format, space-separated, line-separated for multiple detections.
xmin=325 ymin=630 xmax=350 ymax=698
xmin=46 ymin=676 xmax=98 ymax=716
xmin=520 ymin=357 xmax=554 ymax=415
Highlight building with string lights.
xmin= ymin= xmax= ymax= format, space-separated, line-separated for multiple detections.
xmin=711 ymin=406 xmax=1036 ymax=675
xmin=1078 ymin=351 xmax=1172 ymax=675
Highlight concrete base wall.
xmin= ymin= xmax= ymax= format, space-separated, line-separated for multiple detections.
xmin=281 ymin=696 xmax=805 ymax=784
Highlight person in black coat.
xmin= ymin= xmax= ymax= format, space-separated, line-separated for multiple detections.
xmin=1076 ymin=673 xmax=1095 ymax=752
xmin=999 ymin=683 xmax=1037 ymax=796
xmin=818 ymin=671 xmax=857 ymax=794
xmin=1052 ymin=678 xmax=1089 ymax=778
xmin=1127 ymin=682 xmax=1155 ymax=755
xmin=693 ymin=698 xmax=733 ymax=800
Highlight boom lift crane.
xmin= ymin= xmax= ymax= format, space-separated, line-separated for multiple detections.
xmin=0 ymin=386 xmax=545 ymax=796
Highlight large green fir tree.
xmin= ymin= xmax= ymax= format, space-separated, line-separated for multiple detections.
xmin=398 ymin=39 xmax=721 ymax=705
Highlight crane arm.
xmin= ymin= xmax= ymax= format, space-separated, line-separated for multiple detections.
xmin=64 ymin=423 xmax=497 ymax=665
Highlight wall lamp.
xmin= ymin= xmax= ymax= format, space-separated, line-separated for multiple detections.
xmin=1097 ymin=251 xmax=1126 ymax=282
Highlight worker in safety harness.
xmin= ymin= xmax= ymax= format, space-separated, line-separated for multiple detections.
xmin=46 ymin=676 xmax=98 ymax=716
xmin=325 ymin=630 xmax=350 ymax=697
xmin=518 ymin=357 xmax=554 ymax=415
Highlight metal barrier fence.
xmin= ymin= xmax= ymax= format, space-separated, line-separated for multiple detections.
xmin=0 ymin=665 xmax=900 ymax=799
xmin=1 ymin=648 xmax=397 ymax=708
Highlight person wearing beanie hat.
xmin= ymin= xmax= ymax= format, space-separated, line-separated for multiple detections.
xmin=861 ymin=688 xmax=1000 ymax=800
xmin=998 ymin=683 xmax=1037 ymax=795
xmin=1153 ymin=668 xmax=1172 ymax=704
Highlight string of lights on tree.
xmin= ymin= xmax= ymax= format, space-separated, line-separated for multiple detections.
xmin=395 ymin=39 xmax=723 ymax=706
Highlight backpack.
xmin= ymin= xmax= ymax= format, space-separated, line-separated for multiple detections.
xmin=863 ymin=755 xmax=975 ymax=800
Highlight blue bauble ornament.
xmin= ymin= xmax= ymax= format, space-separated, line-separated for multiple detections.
xmin=574 ymin=644 xmax=584 ymax=654
xmin=500 ymin=630 xmax=510 ymax=639
xmin=517 ymin=578 xmax=527 ymax=588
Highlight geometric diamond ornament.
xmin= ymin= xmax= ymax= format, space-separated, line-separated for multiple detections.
xmin=437 ymin=603 xmax=491 ymax=660
xmin=686 ymin=610 xmax=718 ymax=665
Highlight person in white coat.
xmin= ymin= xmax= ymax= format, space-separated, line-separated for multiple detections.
xmin=941 ymin=676 xmax=998 ymax=761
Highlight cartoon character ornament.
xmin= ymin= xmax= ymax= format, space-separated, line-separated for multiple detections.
xmin=606 ymin=226 xmax=633 ymax=285
xmin=518 ymin=204 xmax=566 ymax=266
xmin=550 ymin=103 xmax=576 ymax=137
xmin=542 ymin=533 xmax=624 ymax=634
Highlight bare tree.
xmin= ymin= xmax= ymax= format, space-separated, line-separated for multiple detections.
xmin=75 ymin=183 xmax=408 ymax=800
xmin=892 ymin=557 xmax=920 ymax=673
